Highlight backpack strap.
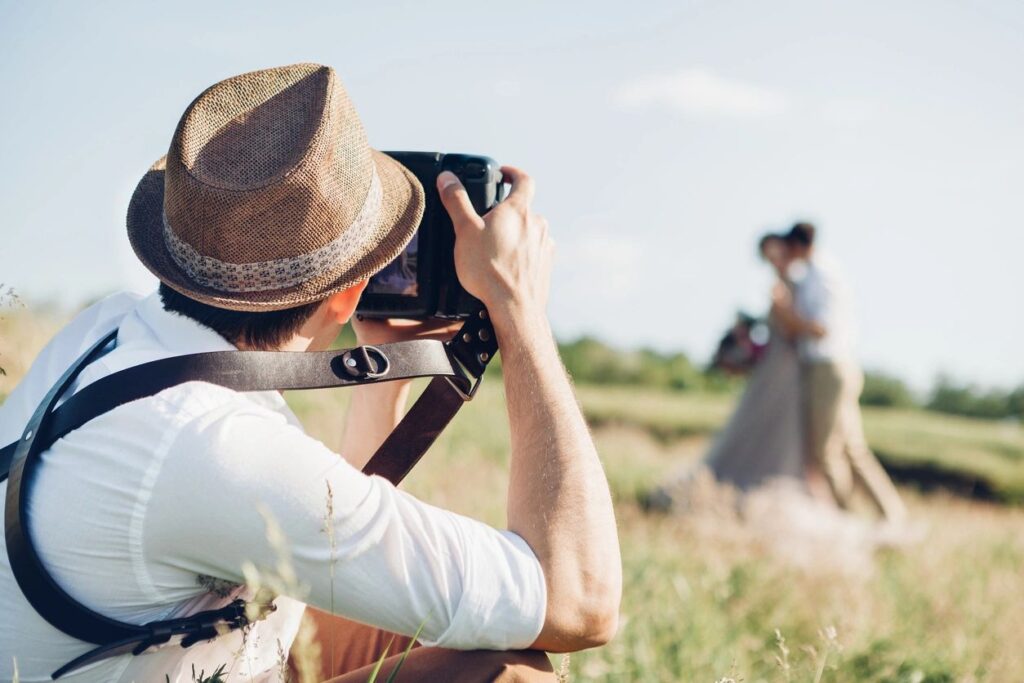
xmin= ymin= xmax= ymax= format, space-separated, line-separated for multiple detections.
xmin=2 ymin=315 xmax=498 ymax=679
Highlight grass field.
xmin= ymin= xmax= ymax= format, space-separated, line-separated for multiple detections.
xmin=288 ymin=378 xmax=1024 ymax=682
xmin=3 ymin=310 xmax=1024 ymax=681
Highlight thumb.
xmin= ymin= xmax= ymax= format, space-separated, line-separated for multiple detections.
xmin=436 ymin=171 xmax=481 ymax=230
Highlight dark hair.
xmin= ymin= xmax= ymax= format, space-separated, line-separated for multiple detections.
xmin=758 ymin=232 xmax=784 ymax=255
xmin=159 ymin=283 xmax=324 ymax=350
xmin=784 ymin=222 xmax=816 ymax=247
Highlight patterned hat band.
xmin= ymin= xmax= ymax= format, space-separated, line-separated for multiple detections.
xmin=162 ymin=169 xmax=383 ymax=293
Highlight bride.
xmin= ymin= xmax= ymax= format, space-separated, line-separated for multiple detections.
xmin=647 ymin=233 xmax=810 ymax=511
xmin=703 ymin=233 xmax=806 ymax=490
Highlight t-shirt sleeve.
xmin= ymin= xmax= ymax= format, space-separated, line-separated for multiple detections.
xmin=142 ymin=400 xmax=547 ymax=651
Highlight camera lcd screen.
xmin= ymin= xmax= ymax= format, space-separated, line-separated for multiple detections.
xmin=367 ymin=232 xmax=419 ymax=296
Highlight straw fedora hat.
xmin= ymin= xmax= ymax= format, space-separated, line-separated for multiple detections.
xmin=127 ymin=63 xmax=424 ymax=311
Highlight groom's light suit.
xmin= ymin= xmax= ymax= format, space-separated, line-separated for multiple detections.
xmin=790 ymin=256 xmax=906 ymax=521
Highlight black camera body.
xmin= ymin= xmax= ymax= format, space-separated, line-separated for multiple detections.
xmin=356 ymin=152 xmax=505 ymax=320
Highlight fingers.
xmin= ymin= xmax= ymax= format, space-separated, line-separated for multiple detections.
xmin=437 ymin=171 xmax=481 ymax=230
xmin=501 ymin=165 xmax=535 ymax=208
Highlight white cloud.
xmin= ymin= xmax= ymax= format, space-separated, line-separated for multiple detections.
xmin=554 ymin=231 xmax=644 ymax=305
xmin=614 ymin=67 xmax=789 ymax=118
xmin=548 ymin=231 xmax=644 ymax=343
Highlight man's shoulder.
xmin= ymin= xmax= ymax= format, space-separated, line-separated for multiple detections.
xmin=144 ymin=378 xmax=286 ymax=425
xmin=94 ymin=375 xmax=298 ymax=474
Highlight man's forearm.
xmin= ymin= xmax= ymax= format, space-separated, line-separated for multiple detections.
xmin=342 ymin=318 xmax=463 ymax=469
xmin=775 ymin=304 xmax=826 ymax=339
xmin=494 ymin=303 xmax=622 ymax=651
xmin=340 ymin=381 xmax=412 ymax=469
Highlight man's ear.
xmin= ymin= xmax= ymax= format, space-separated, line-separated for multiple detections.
xmin=325 ymin=280 xmax=368 ymax=325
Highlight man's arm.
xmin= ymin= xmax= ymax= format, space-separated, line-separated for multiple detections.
xmin=438 ymin=168 xmax=622 ymax=652
xmin=773 ymin=300 xmax=826 ymax=339
xmin=339 ymin=318 xmax=461 ymax=469
xmin=772 ymin=282 xmax=826 ymax=339
xmin=339 ymin=380 xmax=412 ymax=470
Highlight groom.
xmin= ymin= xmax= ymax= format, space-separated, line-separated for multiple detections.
xmin=773 ymin=223 xmax=906 ymax=522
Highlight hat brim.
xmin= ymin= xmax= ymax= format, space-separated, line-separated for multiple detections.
xmin=126 ymin=150 xmax=425 ymax=312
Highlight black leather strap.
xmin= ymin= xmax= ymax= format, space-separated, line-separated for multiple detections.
xmin=1 ymin=316 xmax=498 ymax=678
xmin=362 ymin=376 xmax=466 ymax=483
xmin=0 ymin=442 xmax=15 ymax=481
xmin=0 ymin=310 xmax=504 ymax=479
xmin=0 ymin=337 xmax=465 ymax=481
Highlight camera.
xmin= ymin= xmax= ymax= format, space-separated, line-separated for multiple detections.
xmin=356 ymin=152 xmax=505 ymax=320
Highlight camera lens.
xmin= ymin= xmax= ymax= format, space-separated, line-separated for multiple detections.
xmin=463 ymin=162 xmax=486 ymax=180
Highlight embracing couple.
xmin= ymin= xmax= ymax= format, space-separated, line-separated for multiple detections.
xmin=704 ymin=223 xmax=906 ymax=523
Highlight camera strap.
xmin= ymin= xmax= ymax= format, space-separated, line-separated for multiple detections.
xmin=0 ymin=313 xmax=498 ymax=679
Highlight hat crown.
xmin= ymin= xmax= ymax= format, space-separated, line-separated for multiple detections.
xmin=176 ymin=64 xmax=331 ymax=190
xmin=162 ymin=63 xmax=376 ymax=269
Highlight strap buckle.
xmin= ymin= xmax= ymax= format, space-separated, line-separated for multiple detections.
xmin=336 ymin=345 xmax=391 ymax=380
xmin=444 ymin=308 xmax=498 ymax=401
xmin=444 ymin=372 xmax=483 ymax=401
xmin=53 ymin=598 xmax=267 ymax=678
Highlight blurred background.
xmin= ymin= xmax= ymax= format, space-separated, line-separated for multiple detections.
xmin=2 ymin=1 xmax=1023 ymax=681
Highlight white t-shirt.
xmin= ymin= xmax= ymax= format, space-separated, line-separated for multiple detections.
xmin=788 ymin=255 xmax=856 ymax=363
xmin=0 ymin=291 xmax=546 ymax=682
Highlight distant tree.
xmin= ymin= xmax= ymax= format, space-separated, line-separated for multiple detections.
xmin=1008 ymin=386 xmax=1024 ymax=420
xmin=860 ymin=371 xmax=917 ymax=408
xmin=558 ymin=336 xmax=705 ymax=391
xmin=926 ymin=375 xmax=1015 ymax=420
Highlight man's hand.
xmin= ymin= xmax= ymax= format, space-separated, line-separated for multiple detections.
xmin=436 ymin=167 xmax=622 ymax=653
xmin=437 ymin=167 xmax=554 ymax=324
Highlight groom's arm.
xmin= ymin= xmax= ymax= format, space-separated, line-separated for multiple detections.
xmin=774 ymin=301 xmax=826 ymax=339
xmin=772 ymin=284 xmax=826 ymax=340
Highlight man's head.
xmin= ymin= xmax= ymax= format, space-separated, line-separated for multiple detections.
xmin=783 ymin=222 xmax=816 ymax=261
xmin=126 ymin=64 xmax=424 ymax=348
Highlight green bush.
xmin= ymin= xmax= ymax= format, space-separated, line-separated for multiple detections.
xmin=558 ymin=336 xmax=706 ymax=391
xmin=927 ymin=376 xmax=1022 ymax=421
xmin=861 ymin=371 xmax=917 ymax=408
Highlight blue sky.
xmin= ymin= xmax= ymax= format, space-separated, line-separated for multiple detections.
xmin=1 ymin=0 xmax=1021 ymax=390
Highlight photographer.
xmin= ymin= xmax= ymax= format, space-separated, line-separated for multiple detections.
xmin=0 ymin=64 xmax=621 ymax=682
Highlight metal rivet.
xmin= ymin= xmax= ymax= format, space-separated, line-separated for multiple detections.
xmin=478 ymin=309 xmax=488 ymax=320
xmin=462 ymin=332 xmax=473 ymax=343
xmin=477 ymin=328 xmax=491 ymax=342
xmin=345 ymin=357 xmax=358 ymax=368
xmin=478 ymin=352 xmax=490 ymax=363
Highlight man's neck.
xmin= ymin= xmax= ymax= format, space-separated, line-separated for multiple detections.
xmin=235 ymin=318 xmax=342 ymax=354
